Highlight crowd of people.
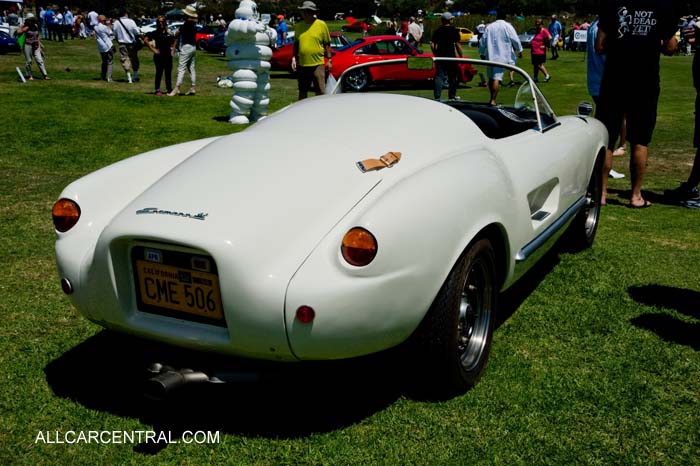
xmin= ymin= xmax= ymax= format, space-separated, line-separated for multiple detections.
xmin=466 ymin=6 xmax=698 ymax=210
xmin=6 ymin=3 xmax=700 ymax=208
xmin=9 ymin=5 xmax=207 ymax=94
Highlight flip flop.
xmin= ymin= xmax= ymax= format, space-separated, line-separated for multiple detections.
xmin=629 ymin=199 xmax=652 ymax=209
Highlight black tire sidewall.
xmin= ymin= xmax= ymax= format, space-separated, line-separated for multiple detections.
xmin=410 ymin=238 xmax=498 ymax=397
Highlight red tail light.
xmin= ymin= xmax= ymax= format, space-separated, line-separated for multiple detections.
xmin=296 ymin=306 xmax=315 ymax=323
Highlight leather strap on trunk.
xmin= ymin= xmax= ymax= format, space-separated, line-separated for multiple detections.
xmin=356 ymin=152 xmax=402 ymax=173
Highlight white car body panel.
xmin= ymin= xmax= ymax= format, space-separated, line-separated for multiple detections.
xmin=55 ymin=61 xmax=607 ymax=362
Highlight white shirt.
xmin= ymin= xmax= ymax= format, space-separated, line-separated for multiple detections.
xmin=94 ymin=23 xmax=114 ymax=53
xmin=408 ymin=21 xmax=422 ymax=41
xmin=87 ymin=11 xmax=98 ymax=26
xmin=112 ymin=16 xmax=139 ymax=44
xmin=482 ymin=19 xmax=522 ymax=64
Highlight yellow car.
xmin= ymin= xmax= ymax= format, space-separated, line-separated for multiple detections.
xmin=457 ymin=27 xmax=474 ymax=43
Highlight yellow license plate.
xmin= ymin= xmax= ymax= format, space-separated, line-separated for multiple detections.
xmin=135 ymin=259 xmax=224 ymax=323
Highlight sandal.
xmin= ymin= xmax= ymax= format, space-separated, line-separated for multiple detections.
xmin=629 ymin=199 xmax=652 ymax=209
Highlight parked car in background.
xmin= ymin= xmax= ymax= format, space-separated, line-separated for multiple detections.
xmin=206 ymin=31 xmax=225 ymax=55
xmin=342 ymin=20 xmax=373 ymax=33
xmin=330 ymin=36 xmax=476 ymax=91
xmin=457 ymin=27 xmax=474 ymax=43
xmin=195 ymin=24 xmax=217 ymax=49
xmin=518 ymin=28 xmax=537 ymax=48
xmin=139 ymin=21 xmax=157 ymax=34
xmin=270 ymin=32 xmax=349 ymax=72
xmin=0 ymin=30 xmax=19 ymax=54
xmin=167 ymin=21 xmax=184 ymax=34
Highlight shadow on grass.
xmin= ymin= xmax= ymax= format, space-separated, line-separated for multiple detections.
xmin=629 ymin=284 xmax=700 ymax=350
xmin=607 ymin=188 xmax=684 ymax=207
xmin=45 ymin=330 xmax=404 ymax=448
xmin=44 ymin=252 xmax=561 ymax=449
xmin=497 ymin=250 xmax=560 ymax=328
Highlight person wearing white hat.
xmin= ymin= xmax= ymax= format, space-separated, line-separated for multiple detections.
xmin=292 ymin=1 xmax=332 ymax=99
xmin=169 ymin=5 xmax=199 ymax=96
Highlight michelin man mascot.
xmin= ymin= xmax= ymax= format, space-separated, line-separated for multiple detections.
xmin=225 ymin=0 xmax=277 ymax=124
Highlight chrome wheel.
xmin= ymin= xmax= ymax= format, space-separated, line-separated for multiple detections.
xmin=582 ymin=166 xmax=601 ymax=239
xmin=344 ymin=69 xmax=369 ymax=92
xmin=457 ymin=255 xmax=494 ymax=372
xmin=410 ymin=238 xmax=497 ymax=398
xmin=565 ymin=151 xmax=603 ymax=251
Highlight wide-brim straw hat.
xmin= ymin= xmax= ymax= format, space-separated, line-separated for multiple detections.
xmin=183 ymin=6 xmax=198 ymax=18
xmin=298 ymin=1 xmax=318 ymax=11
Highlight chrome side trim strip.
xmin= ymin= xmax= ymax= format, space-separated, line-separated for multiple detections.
xmin=516 ymin=196 xmax=586 ymax=262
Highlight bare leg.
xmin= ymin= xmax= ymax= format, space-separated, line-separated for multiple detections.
xmin=629 ymin=144 xmax=649 ymax=207
xmin=489 ymin=79 xmax=500 ymax=106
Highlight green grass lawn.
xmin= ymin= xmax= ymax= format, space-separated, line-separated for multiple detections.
xmin=1 ymin=37 xmax=699 ymax=465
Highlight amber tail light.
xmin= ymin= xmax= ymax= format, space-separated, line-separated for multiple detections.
xmin=341 ymin=227 xmax=378 ymax=267
xmin=52 ymin=199 xmax=81 ymax=232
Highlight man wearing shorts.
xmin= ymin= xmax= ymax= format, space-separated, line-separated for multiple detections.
xmin=482 ymin=10 xmax=522 ymax=106
xmin=596 ymin=0 xmax=678 ymax=208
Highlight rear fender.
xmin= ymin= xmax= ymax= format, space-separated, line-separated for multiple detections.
xmin=285 ymin=150 xmax=517 ymax=359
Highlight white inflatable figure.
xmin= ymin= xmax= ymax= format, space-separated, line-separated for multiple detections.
xmin=225 ymin=0 xmax=277 ymax=124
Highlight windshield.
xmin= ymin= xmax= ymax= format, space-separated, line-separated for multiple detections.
xmin=331 ymin=57 xmax=558 ymax=137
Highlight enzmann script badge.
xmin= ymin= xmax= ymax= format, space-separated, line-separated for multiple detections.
xmin=136 ymin=207 xmax=208 ymax=221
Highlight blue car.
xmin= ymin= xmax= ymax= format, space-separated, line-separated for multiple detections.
xmin=0 ymin=30 xmax=20 ymax=54
xmin=205 ymin=31 xmax=225 ymax=55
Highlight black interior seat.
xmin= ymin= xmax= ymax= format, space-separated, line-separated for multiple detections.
xmin=449 ymin=102 xmax=538 ymax=139
xmin=461 ymin=110 xmax=503 ymax=139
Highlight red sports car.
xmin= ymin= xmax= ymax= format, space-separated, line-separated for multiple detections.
xmin=270 ymin=32 xmax=350 ymax=72
xmin=196 ymin=25 xmax=218 ymax=50
xmin=330 ymin=35 xmax=476 ymax=91
xmin=341 ymin=21 xmax=374 ymax=33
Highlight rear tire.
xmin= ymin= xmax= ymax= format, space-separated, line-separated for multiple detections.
xmin=565 ymin=151 xmax=604 ymax=251
xmin=343 ymin=69 xmax=370 ymax=92
xmin=409 ymin=238 xmax=497 ymax=399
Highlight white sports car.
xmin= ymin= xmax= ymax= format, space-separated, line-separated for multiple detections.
xmin=53 ymin=58 xmax=607 ymax=398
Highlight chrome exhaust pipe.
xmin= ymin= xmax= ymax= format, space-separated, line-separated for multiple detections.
xmin=144 ymin=364 xmax=211 ymax=400
xmin=144 ymin=362 xmax=262 ymax=400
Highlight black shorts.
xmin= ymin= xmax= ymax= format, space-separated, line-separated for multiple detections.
xmin=297 ymin=65 xmax=325 ymax=95
xmin=596 ymin=76 xmax=660 ymax=148
xmin=531 ymin=54 xmax=546 ymax=66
